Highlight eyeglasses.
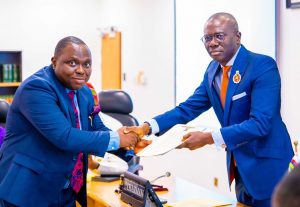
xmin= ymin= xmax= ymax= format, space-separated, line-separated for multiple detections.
xmin=201 ymin=32 xmax=227 ymax=44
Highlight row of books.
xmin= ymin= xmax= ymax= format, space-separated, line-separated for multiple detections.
xmin=0 ymin=64 xmax=21 ymax=83
xmin=0 ymin=95 xmax=13 ymax=104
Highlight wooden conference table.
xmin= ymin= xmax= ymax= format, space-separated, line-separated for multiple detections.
xmin=86 ymin=175 xmax=249 ymax=207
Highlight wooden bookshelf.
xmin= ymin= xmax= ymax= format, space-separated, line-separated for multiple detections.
xmin=0 ymin=82 xmax=21 ymax=87
xmin=0 ymin=51 xmax=22 ymax=103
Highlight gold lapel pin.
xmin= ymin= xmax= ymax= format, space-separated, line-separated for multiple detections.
xmin=233 ymin=70 xmax=241 ymax=84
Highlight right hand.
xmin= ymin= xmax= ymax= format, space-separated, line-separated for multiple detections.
xmin=123 ymin=123 xmax=150 ymax=139
xmin=118 ymin=127 xmax=139 ymax=148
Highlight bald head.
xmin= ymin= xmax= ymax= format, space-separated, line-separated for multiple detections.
xmin=205 ymin=12 xmax=239 ymax=32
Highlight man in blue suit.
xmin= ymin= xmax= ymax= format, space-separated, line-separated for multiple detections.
xmin=0 ymin=36 xmax=139 ymax=207
xmin=128 ymin=13 xmax=293 ymax=207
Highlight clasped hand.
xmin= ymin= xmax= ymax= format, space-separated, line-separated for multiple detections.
xmin=117 ymin=126 xmax=152 ymax=154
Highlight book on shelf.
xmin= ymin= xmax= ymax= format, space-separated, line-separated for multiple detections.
xmin=0 ymin=63 xmax=20 ymax=83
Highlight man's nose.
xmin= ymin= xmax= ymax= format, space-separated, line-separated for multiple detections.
xmin=208 ymin=37 xmax=219 ymax=46
xmin=76 ymin=65 xmax=85 ymax=74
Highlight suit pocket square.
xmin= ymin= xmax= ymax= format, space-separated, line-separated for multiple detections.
xmin=232 ymin=92 xmax=247 ymax=101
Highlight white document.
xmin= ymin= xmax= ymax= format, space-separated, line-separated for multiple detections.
xmin=137 ymin=124 xmax=209 ymax=157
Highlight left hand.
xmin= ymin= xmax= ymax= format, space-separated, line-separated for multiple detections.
xmin=177 ymin=131 xmax=214 ymax=150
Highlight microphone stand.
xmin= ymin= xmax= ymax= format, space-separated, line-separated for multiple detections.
xmin=150 ymin=172 xmax=171 ymax=192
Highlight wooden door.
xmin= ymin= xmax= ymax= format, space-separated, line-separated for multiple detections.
xmin=101 ymin=31 xmax=121 ymax=89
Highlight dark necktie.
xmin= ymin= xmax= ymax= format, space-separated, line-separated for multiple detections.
xmin=68 ymin=91 xmax=83 ymax=193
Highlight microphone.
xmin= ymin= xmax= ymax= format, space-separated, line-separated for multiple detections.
xmin=150 ymin=172 xmax=171 ymax=183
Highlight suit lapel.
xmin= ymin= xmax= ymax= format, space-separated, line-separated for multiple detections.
xmin=46 ymin=65 xmax=76 ymax=127
xmin=207 ymin=62 xmax=224 ymax=124
xmin=223 ymin=46 xmax=249 ymax=125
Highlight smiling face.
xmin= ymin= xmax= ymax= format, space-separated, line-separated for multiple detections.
xmin=51 ymin=43 xmax=92 ymax=90
xmin=203 ymin=13 xmax=241 ymax=66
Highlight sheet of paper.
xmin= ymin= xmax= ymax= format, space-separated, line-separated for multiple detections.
xmin=137 ymin=124 xmax=210 ymax=157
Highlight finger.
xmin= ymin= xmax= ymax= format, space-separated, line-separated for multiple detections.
xmin=142 ymin=140 xmax=152 ymax=146
xmin=136 ymin=140 xmax=150 ymax=148
xmin=124 ymin=126 xmax=137 ymax=133
xmin=131 ymin=136 xmax=138 ymax=146
xmin=176 ymin=143 xmax=184 ymax=149
xmin=144 ymin=140 xmax=152 ymax=145
xmin=182 ymin=133 xmax=191 ymax=141
xmin=123 ymin=128 xmax=129 ymax=134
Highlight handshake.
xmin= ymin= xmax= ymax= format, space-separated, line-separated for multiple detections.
xmin=117 ymin=123 xmax=152 ymax=154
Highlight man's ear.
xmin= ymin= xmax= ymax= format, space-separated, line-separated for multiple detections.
xmin=236 ymin=31 xmax=241 ymax=44
xmin=51 ymin=57 xmax=56 ymax=69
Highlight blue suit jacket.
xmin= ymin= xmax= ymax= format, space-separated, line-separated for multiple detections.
xmin=0 ymin=65 xmax=110 ymax=207
xmin=154 ymin=45 xmax=293 ymax=200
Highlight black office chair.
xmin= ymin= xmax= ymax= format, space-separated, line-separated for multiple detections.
xmin=0 ymin=99 xmax=10 ymax=127
xmin=98 ymin=90 xmax=141 ymax=173
xmin=98 ymin=90 xmax=139 ymax=126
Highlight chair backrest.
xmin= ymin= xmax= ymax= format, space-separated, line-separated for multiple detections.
xmin=0 ymin=99 xmax=9 ymax=146
xmin=0 ymin=99 xmax=10 ymax=127
xmin=98 ymin=90 xmax=139 ymax=126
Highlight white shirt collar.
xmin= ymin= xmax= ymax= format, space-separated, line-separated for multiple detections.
xmin=224 ymin=45 xmax=241 ymax=67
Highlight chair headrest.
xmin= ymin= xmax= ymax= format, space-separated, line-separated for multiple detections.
xmin=98 ymin=90 xmax=133 ymax=114
xmin=0 ymin=99 xmax=10 ymax=123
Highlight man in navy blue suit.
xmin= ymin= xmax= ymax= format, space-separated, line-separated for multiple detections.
xmin=129 ymin=12 xmax=293 ymax=207
xmin=0 ymin=36 xmax=139 ymax=207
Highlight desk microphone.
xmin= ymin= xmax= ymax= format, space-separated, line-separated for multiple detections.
xmin=150 ymin=172 xmax=171 ymax=183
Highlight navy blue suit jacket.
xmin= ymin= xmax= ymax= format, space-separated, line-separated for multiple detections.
xmin=154 ymin=45 xmax=293 ymax=199
xmin=0 ymin=65 xmax=110 ymax=206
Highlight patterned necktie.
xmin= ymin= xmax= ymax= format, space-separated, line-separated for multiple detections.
xmin=68 ymin=91 xmax=83 ymax=193
xmin=220 ymin=66 xmax=232 ymax=108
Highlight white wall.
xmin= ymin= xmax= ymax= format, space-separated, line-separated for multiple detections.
xmin=175 ymin=0 xmax=276 ymax=130
xmin=0 ymin=0 xmax=102 ymax=89
xmin=277 ymin=0 xmax=300 ymax=145
xmin=96 ymin=0 xmax=175 ymax=122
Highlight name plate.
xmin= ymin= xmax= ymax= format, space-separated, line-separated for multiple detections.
xmin=120 ymin=172 xmax=163 ymax=207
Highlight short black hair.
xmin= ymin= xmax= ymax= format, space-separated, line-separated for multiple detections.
xmin=273 ymin=164 xmax=300 ymax=207
xmin=54 ymin=36 xmax=87 ymax=57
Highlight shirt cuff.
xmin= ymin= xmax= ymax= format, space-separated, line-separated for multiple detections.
xmin=147 ymin=119 xmax=160 ymax=135
xmin=125 ymin=150 xmax=135 ymax=157
xmin=211 ymin=129 xmax=226 ymax=151
xmin=108 ymin=131 xmax=120 ymax=151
